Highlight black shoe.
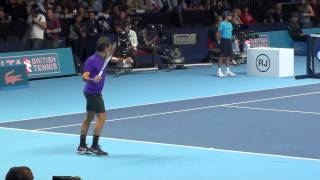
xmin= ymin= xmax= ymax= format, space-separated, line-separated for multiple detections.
xmin=77 ymin=144 xmax=90 ymax=155
xmin=90 ymin=145 xmax=108 ymax=156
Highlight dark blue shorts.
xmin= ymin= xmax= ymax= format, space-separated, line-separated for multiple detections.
xmin=84 ymin=93 xmax=106 ymax=113
xmin=220 ymin=38 xmax=233 ymax=57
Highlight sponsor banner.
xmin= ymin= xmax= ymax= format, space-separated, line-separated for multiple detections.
xmin=249 ymin=35 xmax=270 ymax=48
xmin=173 ymin=34 xmax=197 ymax=45
xmin=0 ymin=64 xmax=29 ymax=90
xmin=0 ymin=48 xmax=75 ymax=79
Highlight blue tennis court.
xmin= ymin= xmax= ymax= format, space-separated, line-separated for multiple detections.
xmin=1 ymin=78 xmax=320 ymax=180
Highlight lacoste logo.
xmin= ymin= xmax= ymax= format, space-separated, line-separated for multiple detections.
xmin=4 ymin=70 xmax=22 ymax=85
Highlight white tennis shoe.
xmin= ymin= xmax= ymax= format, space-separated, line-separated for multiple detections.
xmin=225 ymin=71 xmax=236 ymax=76
xmin=217 ymin=71 xmax=225 ymax=77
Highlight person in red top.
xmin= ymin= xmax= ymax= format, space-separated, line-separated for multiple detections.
xmin=46 ymin=8 xmax=61 ymax=49
xmin=240 ymin=7 xmax=256 ymax=25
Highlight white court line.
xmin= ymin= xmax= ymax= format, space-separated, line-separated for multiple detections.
xmin=225 ymin=105 xmax=320 ymax=115
xmin=0 ymin=111 xmax=85 ymax=124
xmin=34 ymin=91 xmax=320 ymax=131
xmin=0 ymin=126 xmax=320 ymax=162
xmin=1 ymin=82 xmax=320 ymax=124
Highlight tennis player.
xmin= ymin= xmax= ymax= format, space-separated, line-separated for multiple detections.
xmin=217 ymin=11 xmax=236 ymax=77
xmin=77 ymin=37 xmax=132 ymax=156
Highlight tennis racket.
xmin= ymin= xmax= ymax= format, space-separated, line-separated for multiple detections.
xmin=98 ymin=42 xmax=117 ymax=77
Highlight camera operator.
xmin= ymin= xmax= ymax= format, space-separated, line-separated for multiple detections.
xmin=137 ymin=25 xmax=158 ymax=67
xmin=26 ymin=3 xmax=47 ymax=50
xmin=113 ymin=20 xmax=137 ymax=68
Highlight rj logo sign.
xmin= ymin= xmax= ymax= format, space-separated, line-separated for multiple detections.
xmin=256 ymin=54 xmax=271 ymax=72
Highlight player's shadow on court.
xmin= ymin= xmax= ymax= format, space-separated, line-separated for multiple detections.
xmin=107 ymin=154 xmax=184 ymax=165
xmin=22 ymin=144 xmax=77 ymax=155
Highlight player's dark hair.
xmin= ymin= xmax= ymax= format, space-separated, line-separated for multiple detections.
xmin=6 ymin=166 xmax=34 ymax=180
xmin=96 ymin=37 xmax=111 ymax=52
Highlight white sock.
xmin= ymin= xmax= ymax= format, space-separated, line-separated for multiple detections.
xmin=218 ymin=67 xmax=222 ymax=72
xmin=226 ymin=67 xmax=230 ymax=72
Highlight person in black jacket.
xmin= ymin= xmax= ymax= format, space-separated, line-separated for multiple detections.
xmin=206 ymin=15 xmax=222 ymax=62
xmin=84 ymin=10 xmax=101 ymax=59
xmin=69 ymin=14 xmax=86 ymax=72
xmin=288 ymin=12 xmax=307 ymax=42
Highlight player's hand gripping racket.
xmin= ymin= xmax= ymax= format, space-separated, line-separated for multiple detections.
xmin=97 ymin=42 xmax=117 ymax=77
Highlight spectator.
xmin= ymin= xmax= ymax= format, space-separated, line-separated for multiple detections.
xmin=84 ymin=10 xmax=100 ymax=59
xmin=231 ymin=8 xmax=242 ymax=26
xmin=61 ymin=0 xmax=78 ymax=10
xmin=69 ymin=14 xmax=86 ymax=72
xmin=207 ymin=0 xmax=219 ymax=16
xmin=87 ymin=6 xmax=95 ymax=14
xmin=27 ymin=1 xmax=46 ymax=15
xmin=138 ymin=0 xmax=154 ymax=12
xmin=53 ymin=4 xmax=62 ymax=19
xmin=114 ymin=0 xmax=127 ymax=8
xmin=171 ymin=0 xmax=186 ymax=27
xmin=97 ymin=6 xmax=113 ymax=34
xmin=46 ymin=8 xmax=61 ymax=48
xmin=273 ymin=3 xmax=284 ymax=23
xmin=231 ymin=7 xmax=242 ymax=35
xmin=0 ymin=7 xmax=11 ymax=22
xmin=5 ymin=166 xmax=34 ymax=180
xmin=27 ymin=3 xmax=47 ymax=50
xmin=111 ymin=5 xmax=120 ymax=18
xmin=127 ymin=0 xmax=140 ymax=12
xmin=299 ymin=0 xmax=315 ymax=28
xmin=125 ymin=23 xmax=138 ymax=51
xmin=91 ymin=0 xmax=103 ymax=13
xmin=310 ymin=0 xmax=320 ymax=25
xmin=288 ymin=12 xmax=307 ymax=42
xmin=114 ymin=9 xmax=129 ymax=26
xmin=186 ymin=0 xmax=205 ymax=11
xmin=43 ymin=0 xmax=55 ymax=10
xmin=77 ymin=5 xmax=87 ymax=19
xmin=177 ymin=0 xmax=188 ymax=10
xmin=212 ymin=0 xmax=226 ymax=16
xmin=240 ymin=7 xmax=256 ymax=25
xmin=60 ymin=6 xmax=74 ymax=19
xmin=6 ymin=0 xmax=28 ymax=22
xmin=162 ymin=0 xmax=173 ymax=12
xmin=149 ymin=0 xmax=163 ymax=12
xmin=204 ymin=0 xmax=213 ymax=10
xmin=264 ymin=6 xmax=275 ymax=23
xmin=207 ymin=15 xmax=222 ymax=62
xmin=222 ymin=0 xmax=232 ymax=11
